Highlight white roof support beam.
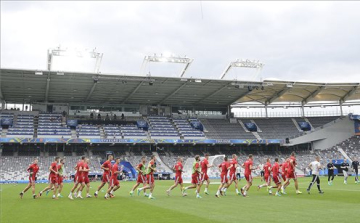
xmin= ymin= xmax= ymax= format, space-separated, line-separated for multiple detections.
xmin=85 ymin=81 xmax=98 ymax=101
xmin=266 ymin=85 xmax=292 ymax=104
xmin=45 ymin=73 xmax=51 ymax=102
xmin=302 ymin=85 xmax=326 ymax=105
xmin=340 ymin=85 xmax=359 ymax=103
xmin=158 ymin=82 xmax=187 ymax=104
xmin=121 ymin=81 xmax=143 ymax=104
xmin=197 ymin=85 xmax=229 ymax=104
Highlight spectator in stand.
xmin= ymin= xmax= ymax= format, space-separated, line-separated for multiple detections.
xmin=105 ymin=114 xmax=110 ymax=121
xmin=97 ymin=113 xmax=101 ymax=120
xmin=113 ymin=114 xmax=117 ymax=120
xmin=90 ymin=113 xmax=94 ymax=119
xmin=121 ymin=113 xmax=125 ymax=120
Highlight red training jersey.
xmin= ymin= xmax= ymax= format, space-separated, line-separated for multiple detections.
xmin=244 ymin=159 xmax=253 ymax=175
xmin=148 ymin=160 xmax=156 ymax=175
xmin=102 ymin=160 xmax=112 ymax=175
xmin=264 ymin=162 xmax=272 ymax=176
xmin=49 ymin=161 xmax=58 ymax=178
xmin=111 ymin=163 xmax=119 ymax=178
xmin=272 ymin=162 xmax=280 ymax=177
xmin=201 ymin=158 xmax=209 ymax=174
xmin=288 ymin=156 xmax=296 ymax=172
xmin=174 ymin=162 xmax=183 ymax=177
xmin=230 ymin=158 xmax=237 ymax=174
xmin=219 ymin=161 xmax=230 ymax=175
xmin=83 ymin=163 xmax=89 ymax=177
xmin=27 ymin=163 xmax=39 ymax=178
xmin=76 ymin=161 xmax=85 ymax=177
xmin=281 ymin=162 xmax=288 ymax=173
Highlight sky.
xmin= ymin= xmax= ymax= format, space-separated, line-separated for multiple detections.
xmin=1 ymin=1 xmax=360 ymax=82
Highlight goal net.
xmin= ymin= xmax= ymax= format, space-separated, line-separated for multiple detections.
xmin=183 ymin=155 xmax=225 ymax=183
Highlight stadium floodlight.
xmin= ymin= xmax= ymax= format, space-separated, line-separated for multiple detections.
xmin=92 ymin=75 xmax=155 ymax=83
xmin=220 ymin=59 xmax=264 ymax=80
xmin=47 ymin=46 xmax=103 ymax=73
xmin=140 ymin=53 xmax=194 ymax=77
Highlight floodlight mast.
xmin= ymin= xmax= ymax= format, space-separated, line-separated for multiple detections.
xmin=220 ymin=59 xmax=264 ymax=80
xmin=47 ymin=46 xmax=103 ymax=73
xmin=140 ymin=54 xmax=194 ymax=77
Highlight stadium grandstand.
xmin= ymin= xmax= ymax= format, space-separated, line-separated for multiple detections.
xmin=1 ymin=67 xmax=360 ymax=182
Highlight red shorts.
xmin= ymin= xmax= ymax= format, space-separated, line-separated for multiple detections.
xmin=273 ymin=175 xmax=281 ymax=185
xmin=49 ymin=176 xmax=58 ymax=184
xmin=84 ymin=176 xmax=90 ymax=184
xmin=146 ymin=174 xmax=154 ymax=185
xmin=175 ymin=175 xmax=183 ymax=184
xmin=264 ymin=175 xmax=271 ymax=184
xmin=191 ymin=174 xmax=200 ymax=185
xmin=220 ymin=174 xmax=228 ymax=184
xmin=200 ymin=173 xmax=209 ymax=182
xmin=137 ymin=175 xmax=146 ymax=184
xmin=110 ymin=177 xmax=119 ymax=187
xmin=102 ymin=174 xmax=110 ymax=183
xmin=281 ymin=173 xmax=287 ymax=181
xmin=229 ymin=173 xmax=237 ymax=181
xmin=245 ymin=174 xmax=252 ymax=183
xmin=57 ymin=176 xmax=63 ymax=184
xmin=29 ymin=176 xmax=36 ymax=184
xmin=77 ymin=175 xmax=84 ymax=183
xmin=286 ymin=171 xmax=297 ymax=179
xmin=74 ymin=174 xmax=78 ymax=183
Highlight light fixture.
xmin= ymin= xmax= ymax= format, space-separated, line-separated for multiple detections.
xmin=35 ymin=71 xmax=43 ymax=75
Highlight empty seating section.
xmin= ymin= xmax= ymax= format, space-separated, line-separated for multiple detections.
xmin=148 ymin=117 xmax=179 ymax=139
xmin=120 ymin=125 xmax=147 ymax=139
xmin=252 ymin=118 xmax=300 ymax=139
xmin=103 ymin=125 xmax=122 ymax=139
xmin=5 ymin=114 xmax=35 ymax=137
xmin=77 ymin=124 xmax=100 ymax=138
xmin=307 ymin=116 xmax=339 ymax=128
xmin=202 ymin=119 xmax=256 ymax=139
xmin=173 ymin=118 xmax=205 ymax=139
xmin=37 ymin=113 xmax=70 ymax=138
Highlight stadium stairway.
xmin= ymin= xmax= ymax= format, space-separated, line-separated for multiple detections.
xmin=237 ymin=119 xmax=250 ymax=132
xmin=291 ymin=118 xmax=303 ymax=132
xmin=337 ymin=147 xmax=352 ymax=162
xmin=152 ymin=152 xmax=173 ymax=173
xmin=304 ymin=117 xmax=314 ymax=130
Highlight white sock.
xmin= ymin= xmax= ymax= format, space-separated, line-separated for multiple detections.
xmin=110 ymin=190 xmax=114 ymax=194
xmin=130 ymin=190 xmax=133 ymax=193
xmin=95 ymin=190 xmax=98 ymax=194
xmin=216 ymin=190 xmax=220 ymax=195
xmin=236 ymin=189 xmax=239 ymax=193
xmin=224 ymin=188 xmax=227 ymax=192
xmin=196 ymin=193 xmax=199 ymax=196
xmin=149 ymin=193 xmax=152 ymax=197
xmin=57 ymin=193 xmax=60 ymax=196
xmin=139 ymin=188 xmax=143 ymax=191
xmin=204 ymin=188 xmax=208 ymax=192
xmin=52 ymin=195 xmax=55 ymax=198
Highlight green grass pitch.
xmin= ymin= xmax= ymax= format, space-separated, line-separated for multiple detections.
xmin=1 ymin=177 xmax=359 ymax=223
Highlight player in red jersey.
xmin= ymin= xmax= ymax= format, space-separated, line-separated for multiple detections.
xmin=130 ymin=156 xmax=148 ymax=196
xmin=137 ymin=155 xmax=157 ymax=199
xmin=270 ymin=158 xmax=282 ymax=196
xmin=200 ymin=154 xmax=213 ymax=195
xmin=68 ymin=156 xmax=85 ymax=199
xmin=94 ymin=154 xmax=113 ymax=198
xmin=223 ymin=154 xmax=242 ymax=195
xmin=215 ymin=156 xmax=232 ymax=197
xmin=105 ymin=157 xmax=121 ymax=199
xmin=241 ymin=154 xmax=255 ymax=197
xmin=38 ymin=157 xmax=60 ymax=199
xmin=20 ymin=158 xmax=39 ymax=199
xmin=257 ymin=158 xmax=273 ymax=194
xmin=183 ymin=155 xmax=203 ymax=198
xmin=283 ymin=152 xmax=302 ymax=194
xmin=77 ymin=158 xmax=92 ymax=198
xmin=166 ymin=157 xmax=186 ymax=196
xmin=56 ymin=158 xmax=65 ymax=198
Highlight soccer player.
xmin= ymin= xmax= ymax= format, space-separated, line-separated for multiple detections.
xmin=68 ymin=156 xmax=85 ymax=200
xmin=271 ymin=158 xmax=282 ymax=197
xmin=341 ymin=159 xmax=350 ymax=184
xmin=182 ymin=155 xmax=202 ymax=199
xmin=130 ymin=156 xmax=148 ymax=196
xmin=257 ymin=158 xmax=272 ymax=194
xmin=282 ymin=152 xmax=302 ymax=194
xmin=327 ymin=160 xmax=336 ymax=185
xmin=236 ymin=164 xmax=241 ymax=180
xmin=215 ymin=156 xmax=231 ymax=198
xmin=94 ymin=154 xmax=113 ymax=198
xmin=351 ymin=158 xmax=359 ymax=184
xmin=20 ymin=158 xmax=39 ymax=199
xmin=200 ymin=154 xmax=213 ymax=195
xmin=166 ymin=157 xmax=186 ymax=196
xmin=38 ymin=157 xmax=60 ymax=199
xmin=105 ymin=157 xmax=121 ymax=199
xmin=240 ymin=154 xmax=255 ymax=197
xmin=258 ymin=162 xmax=265 ymax=182
xmin=56 ymin=158 xmax=65 ymax=198
xmin=306 ymin=156 xmax=324 ymax=194
xmin=137 ymin=155 xmax=157 ymax=199
xmin=77 ymin=158 xmax=92 ymax=198
xmin=223 ymin=154 xmax=241 ymax=195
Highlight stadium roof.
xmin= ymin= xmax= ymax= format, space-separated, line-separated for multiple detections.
xmin=0 ymin=68 xmax=359 ymax=107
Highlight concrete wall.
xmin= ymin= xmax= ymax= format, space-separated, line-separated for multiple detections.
xmin=289 ymin=117 xmax=354 ymax=150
